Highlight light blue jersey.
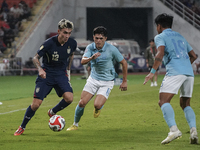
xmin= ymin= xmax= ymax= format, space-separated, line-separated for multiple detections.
xmin=155 ymin=29 xmax=194 ymax=76
xmin=83 ymin=42 xmax=124 ymax=81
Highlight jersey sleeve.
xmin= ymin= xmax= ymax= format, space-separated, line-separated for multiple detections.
xmin=154 ymin=34 xmax=165 ymax=49
xmin=112 ymin=46 xmax=124 ymax=62
xmin=83 ymin=44 xmax=92 ymax=58
xmin=37 ymin=41 xmax=51 ymax=57
xmin=186 ymin=40 xmax=193 ymax=53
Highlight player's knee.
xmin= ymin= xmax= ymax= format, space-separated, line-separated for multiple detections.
xmin=94 ymin=104 xmax=102 ymax=110
xmin=31 ymin=103 xmax=40 ymax=111
xmin=78 ymin=100 xmax=87 ymax=108
xmin=158 ymin=100 xmax=163 ymax=107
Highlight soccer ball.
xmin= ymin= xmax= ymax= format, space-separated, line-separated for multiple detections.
xmin=48 ymin=115 xmax=65 ymax=131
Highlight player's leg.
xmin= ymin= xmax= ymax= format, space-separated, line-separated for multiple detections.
xmin=179 ymin=76 xmax=198 ymax=144
xmin=14 ymin=98 xmax=43 ymax=136
xmin=94 ymin=80 xmax=114 ymax=118
xmin=93 ymin=95 xmax=107 ymax=118
xmin=159 ymin=93 xmax=182 ymax=144
xmin=154 ymin=71 xmax=158 ymax=86
xmin=48 ymin=75 xmax=73 ymax=117
xmin=148 ymin=66 xmax=154 ymax=86
xmin=67 ymin=91 xmax=93 ymax=131
xmin=159 ymin=75 xmax=186 ymax=144
xmin=14 ymin=77 xmax=52 ymax=136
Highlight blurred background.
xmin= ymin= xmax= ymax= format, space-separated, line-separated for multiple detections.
xmin=0 ymin=0 xmax=200 ymax=76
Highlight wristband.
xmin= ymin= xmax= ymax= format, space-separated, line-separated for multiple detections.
xmin=150 ymin=68 xmax=156 ymax=74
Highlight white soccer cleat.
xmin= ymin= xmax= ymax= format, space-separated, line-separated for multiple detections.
xmin=154 ymin=82 xmax=158 ymax=86
xmin=161 ymin=130 xmax=182 ymax=144
xmin=150 ymin=82 xmax=154 ymax=87
xmin=190 ymin=130 xmax=198 ymax=144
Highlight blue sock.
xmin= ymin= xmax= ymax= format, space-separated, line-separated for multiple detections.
xmin=21 ymin=105 xmax=35 ymax=129
xmin=161 ymin=103 xmax=176 ymax=128
xmin=52 ymin=99 xmax=71 ymax=113
xmin=184 ymin=106 xmax=196 ymax=128
xmin=74 ymin=104 xmax=84 ymax=123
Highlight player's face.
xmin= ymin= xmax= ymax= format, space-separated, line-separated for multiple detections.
xmin=58 ymin=28 xmax=72 ymax=45
xmin=149 ymin=41 xmax=155 ymax=47
xmin=93 ymin=34 xmax=107 ymax=50
xmin=156 ymin=24 xmax=162 ymax=34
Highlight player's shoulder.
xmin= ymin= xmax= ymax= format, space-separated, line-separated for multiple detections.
xmin=68 ymin=37 xmax=77 ymax=46
xmin=105 ymin=42 xmax=118 ymax=51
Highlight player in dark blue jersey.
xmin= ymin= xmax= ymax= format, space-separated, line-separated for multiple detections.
xmin=14 ymin=19 xmax=77 ymax=136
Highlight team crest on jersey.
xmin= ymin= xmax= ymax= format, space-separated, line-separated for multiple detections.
xmin=67 ymin=46 xmax=71 ymax=54
xmin=36 ymin=87 xmax=40 ymax=93
xmin=40 ymin=45 xmax=44 ymax=50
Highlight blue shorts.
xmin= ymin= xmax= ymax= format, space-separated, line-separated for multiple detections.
xmin=34 ymin=74 xmax=73 ymax=100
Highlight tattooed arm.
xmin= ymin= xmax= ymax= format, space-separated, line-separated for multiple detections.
xmin=33 ymin=53 xmax=46 ymax=79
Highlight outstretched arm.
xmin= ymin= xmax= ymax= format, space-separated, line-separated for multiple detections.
xmin=143 ymin=46 xmax=164 ymax=85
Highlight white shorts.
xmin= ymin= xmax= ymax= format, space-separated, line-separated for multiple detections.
xmin=159 ymin=75 xmax=194 ymax=97
xmin=83 ymin=76 xmax=114 ymax=99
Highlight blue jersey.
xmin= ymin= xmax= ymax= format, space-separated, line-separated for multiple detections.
xmin=83 ymin=42 xmax=124 ymax=81
xmin=155 ymin=29 xmax=194 ymax=76
xmin=37 ymin=35 xmax=77 ymax=76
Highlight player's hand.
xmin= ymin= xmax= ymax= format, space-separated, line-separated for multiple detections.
xmin=143 ymin=73 xmax=154 ymax=85
xmin=91 ymin=52 xmax=101 ymax=60
xmin=119 ymin=81 xmax=127 ymax=91
xmin=39 ymin=68 xmax=46 ymax=79
xmin=67 ymin=70 xmax=70 ymax=81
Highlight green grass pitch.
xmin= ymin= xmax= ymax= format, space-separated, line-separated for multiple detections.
xmin=0 ymin=74 xmax=200 ymax=150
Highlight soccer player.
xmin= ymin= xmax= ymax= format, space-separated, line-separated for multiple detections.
xmin=144 ymin=13 xmax=198 ymax=144
xmin=67 ymin=26 xmax=128 ymax=131
xmin=14 ymin=19 xmax=77 ymax=136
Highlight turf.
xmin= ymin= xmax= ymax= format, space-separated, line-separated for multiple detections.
xmin=0 ymin=74 xmax=200 ymax=150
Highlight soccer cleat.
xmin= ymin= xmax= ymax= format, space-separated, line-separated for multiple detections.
xmin=154 ymin=82 xmax=158 ymax=86
xmin=150 ymin=82 xmax=154 ymax=87
xmin=161 ymin=130 xmax=182 ymax=144
xmin=190 ymin=130 xmax=198 ymax=144
xmin=93 ymin=108 xmax=101 ymax=118
xmin=66 ymin=125 xmax=78 ymax=131
xmin=14 ymin=126 xmax=24 ymax=136
xmin=48 ymin=109 xmax=55 ymax=118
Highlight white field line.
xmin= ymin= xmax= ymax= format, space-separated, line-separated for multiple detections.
xmin=1 ymin=80 xmax=200 ymax=115
xmin=0 ymin=88 xmax=159 ymax=115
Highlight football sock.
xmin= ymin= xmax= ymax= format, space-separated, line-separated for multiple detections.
xmin=161 ymin=103 xmax=176 ymax=128
xmin=184 ymin=106 xmax=196 ymax=128
xmin=74 ymin=104 xmax=84 ymax=123
xmin=52 ymin=99 xmax=71 ymax=113
xmin=21 ymin=105 xmax=35 ymax=129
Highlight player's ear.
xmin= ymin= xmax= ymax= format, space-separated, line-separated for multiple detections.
xmin=58 ymin=29 xmax=60 ymax=34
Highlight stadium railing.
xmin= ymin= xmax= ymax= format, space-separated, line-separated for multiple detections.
xmin=160 ymin=0 xmax=200 ymax=30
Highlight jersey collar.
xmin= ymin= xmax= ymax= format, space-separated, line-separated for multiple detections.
xmin=92 ymin=42 xmax=107 ymax=52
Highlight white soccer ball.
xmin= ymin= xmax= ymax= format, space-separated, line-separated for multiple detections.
xmin=48 ymin=115 xmax=65 ymax=131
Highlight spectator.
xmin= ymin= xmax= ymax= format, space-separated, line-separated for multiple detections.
xmin=1 ymin=0 xmax=9 ymax=13
xmin=0 ymin=36 xmax=6 ymax=53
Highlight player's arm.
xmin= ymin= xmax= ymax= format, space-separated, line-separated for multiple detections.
xmin=66 ymin=52 xmax=74 ymax=81
xmin=188 ymin=50 xmax=197 ymax=64
xmin=67 ymin=52 xmax=74 ymax=70
xmin=143 ymin=46 xmax=164 ymax=85
xmin=119 ymin=59 xmax=128 ymax=91
xmin=33 ymin=53 xmax=46 ymax=79
xmin=81 ymin=52 xmax=101 ymax=65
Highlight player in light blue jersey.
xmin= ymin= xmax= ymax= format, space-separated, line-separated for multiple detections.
xmin=67 ymin=26 xmax=128 ymax=131
xmin=144 ymin=13 xmax=198 ymax=144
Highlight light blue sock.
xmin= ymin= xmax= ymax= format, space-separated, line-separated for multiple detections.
xmin=161 ymin=103 xmax=176 ymax=128
xmin=184 ymin=106 xmax=196 ymax=129
xmin=74 ymin=104 xmax=84 ymax=123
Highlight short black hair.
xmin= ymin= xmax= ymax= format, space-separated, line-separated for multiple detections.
xmin=93 ymin=26 xmax=107 ymax=37
xmin=155 ymin=13 xmax=173 ymax=28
